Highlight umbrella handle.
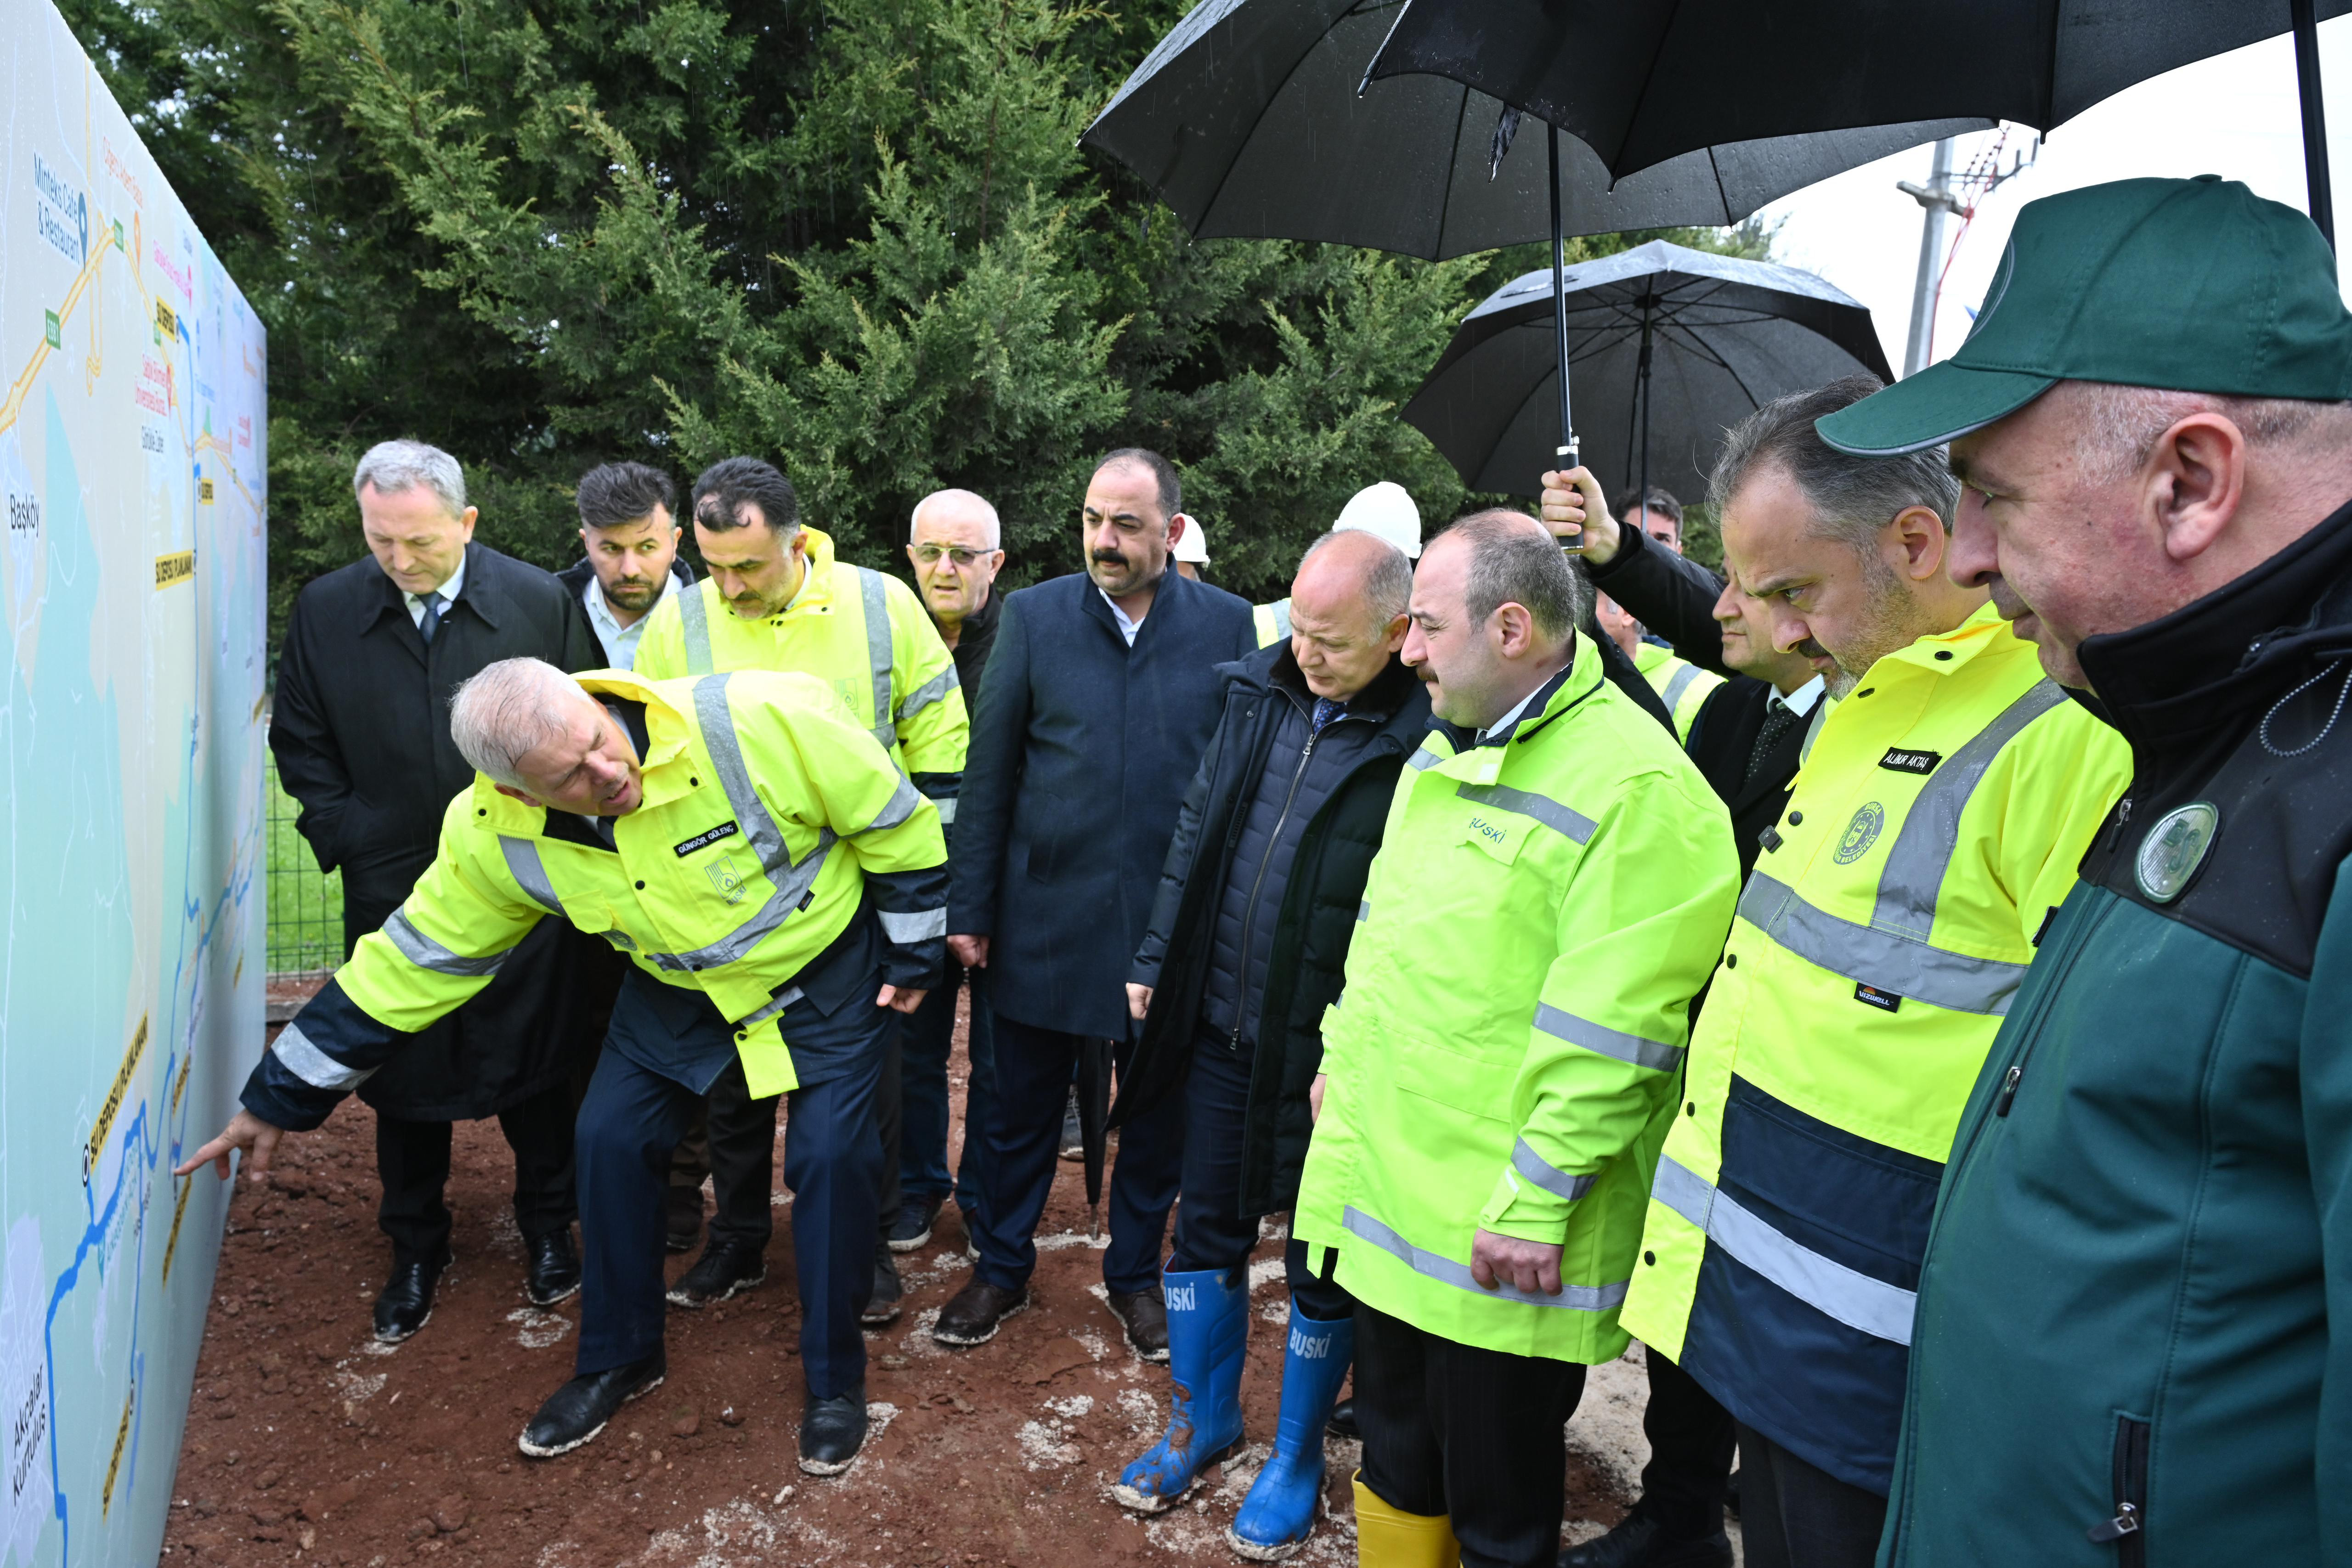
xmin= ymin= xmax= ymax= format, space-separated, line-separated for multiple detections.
xmin=1549 ymin=122 xmax=1584 ymax=555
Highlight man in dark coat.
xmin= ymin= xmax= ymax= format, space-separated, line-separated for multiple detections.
xmin=1108 ymin=529 xmax=1430 ymax=1552
xmin=271 ymin=439 xmax=617 ymax=1340
xmin=890 ymin=488 xmax=1008 ymax=1253
xmin=936 ymin=448 xmax=1256 ymax=1354
xmin=1538 ymin=467 xmax=1825 ymax=1568
xmin=553 ymin=460 xmax=697 ymax=672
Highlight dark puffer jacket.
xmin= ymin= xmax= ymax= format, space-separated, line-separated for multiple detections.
xmin=1117 ymin=645 xmax=1431 ymax=1216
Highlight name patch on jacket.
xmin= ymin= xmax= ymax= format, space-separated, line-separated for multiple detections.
xmin=1878 ymin=748 xmax=1943 ymax=775
xmin=1854 ymin=982 xmax=1903 ymax=1013
xmin=673 ymin=821 xmax=741 ymax=857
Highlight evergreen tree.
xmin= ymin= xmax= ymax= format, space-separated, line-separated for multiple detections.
xmin=61 ymin=0 xmax=1763 ymax=628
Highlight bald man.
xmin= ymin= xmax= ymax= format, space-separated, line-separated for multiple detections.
xmin=1107 ymin=530 xmax=1435 ymax=1553
xmin=891 ymin=489 xmax=1010 ymax=1250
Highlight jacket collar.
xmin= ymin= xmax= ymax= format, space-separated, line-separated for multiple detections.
xmin=2076 ymin=496 xmax=2352 ymax=755
xmin=362 ymin=540 xmax=504 ymax=649
xmin=1080 ymin=563 xmax=1182 ymax=644
xmin=1429 ymin=634 xmax=1604 ymax=772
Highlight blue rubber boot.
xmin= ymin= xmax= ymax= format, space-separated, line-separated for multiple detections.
xmin=1111 ymin=1266 xmax=1248 ymax=1512
xmin=1225 ymin=1299 xmax=1354 ymax=1559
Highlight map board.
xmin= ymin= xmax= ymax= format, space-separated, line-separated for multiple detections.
xmin=1 ymin=0 xmax=269 ymax=1562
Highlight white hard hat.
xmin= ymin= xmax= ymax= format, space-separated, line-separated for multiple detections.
xmin=1333 ymin=481 xmax=1422 ymax=558
xmin=1171 ymin=514 xmax=1210 ymax=564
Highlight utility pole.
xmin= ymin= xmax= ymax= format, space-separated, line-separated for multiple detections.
xmin=1897 ymin=132 xmax=2039 ymax=377
xmin=1899 ymin=139 xmax=1962 ymax=378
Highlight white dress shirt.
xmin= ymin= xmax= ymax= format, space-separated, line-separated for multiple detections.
xmin=1099 ymin=586 xmax=1143 ymax=647
xmin=404 ymin=554 xmax=466 ymax=628
xmin=584 ymin=569 xmax=678 ymax=671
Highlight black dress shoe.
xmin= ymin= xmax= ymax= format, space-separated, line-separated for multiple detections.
xmin=862 ymin=1247 xmax=904 ymax=1327
xmin=1327 ymin=1396 xmax=1358 ymax=1440
xmin=888 ymin=1194 xmax=943 ymax=1253
xmin=666 ymin=1238 xmax=766 ymax=1309
xmin=665 ymin=1184 xmax=705 ymax=1254
xmin=797 ymin=1389 xmax=870 ymax=1474
xmin=1106 ymin=1287 xmax=1170 ymax=1361
xmin=1558 ymin=1512 xmax=1732 ymax=1568
xmin=373 ymin=1252 xmax=448 ymax=1342
xmin=516 ymin=1352 xmax=666 ymax=1459
xmin=525 ymin=1230 xmax=581 ymax=1307
xmin=931 ymin=1276 xmax=1029 ymax=1346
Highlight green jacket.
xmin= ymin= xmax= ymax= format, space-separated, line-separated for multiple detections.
xmin=1879 ymin=504 xmax=2352 ymax=1566
xmin=1294 ymin=636 xmax=1740 ymax=1362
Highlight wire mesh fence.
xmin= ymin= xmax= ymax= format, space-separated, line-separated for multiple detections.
xmin=266 ymin=751 xmax=343 ymax=976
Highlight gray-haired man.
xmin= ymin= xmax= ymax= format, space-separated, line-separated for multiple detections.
xmin=271 ymin=439 xmax=615 ymax=1342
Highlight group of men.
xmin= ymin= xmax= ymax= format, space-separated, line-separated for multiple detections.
xmin=195 ymin=173 xmax=2352 ymax=1568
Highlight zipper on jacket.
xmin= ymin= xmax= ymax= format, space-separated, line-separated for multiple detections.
xmin=1229 ymin=693 xmax=1339 ymax=1054
xmin=2086 ymin=1415 xmax=2150 ymax=1567
xmin=1985 ymin=892 xmax=2114 ymax=1121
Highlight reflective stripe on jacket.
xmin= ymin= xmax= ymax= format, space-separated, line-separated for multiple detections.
xmin=1618 ymin=602 xmax=2130 ymax=1494
xmin=1293 ymin=634 xmax=1740 ymax=1363
xmin=250 ymin=670 xmax=946 ymax=1123
xmin=1633 ymin=641 xmax=1726 ymax=744
xmin=633 ymin=525 xmax=968 ymax=823
xmin=1253 ymin=599 xmax=1293 ymax=649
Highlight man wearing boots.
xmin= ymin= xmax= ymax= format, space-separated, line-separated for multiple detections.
xmin=1111 ymin=529 xmax=1431 ymax=1557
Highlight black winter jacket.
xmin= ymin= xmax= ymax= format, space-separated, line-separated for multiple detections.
xmin=1114 ymin=646 xmax=1432 ymax=1216
xmin=554 ymin=555 xmax=696 ymax=666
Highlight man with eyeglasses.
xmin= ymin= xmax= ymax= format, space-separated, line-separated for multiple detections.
xmin=890 ymin=490 xmax=1009 ymax=1256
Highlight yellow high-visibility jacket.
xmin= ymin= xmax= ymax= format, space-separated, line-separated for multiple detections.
xmin=633 ymin=525 xmax=969 ymax=823
xmin=1253 ymin=599 xmax=1293 ymax=649
xmin=1633 ymin=640 xmax=1726 ymax=744
xmin=1294 ymin=634 xmax=1741 ymax=1363
xmin=1618 ymin=603 xmax=2130 ymax=1495
xmin=243 ymin=670 xmax=946 ymax=1129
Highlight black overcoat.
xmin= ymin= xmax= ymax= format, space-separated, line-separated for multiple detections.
xmin=947 ymin=568 xmax=1256 ymax=1039
xmin=271 ymin=541 xmax=618 ymax=1119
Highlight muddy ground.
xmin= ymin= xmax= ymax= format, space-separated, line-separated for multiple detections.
xmin=164 ymin=998 xmax=1686 ymax=1567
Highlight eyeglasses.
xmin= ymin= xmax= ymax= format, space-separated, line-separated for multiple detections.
xmin=912 ymin=546 xmax=989 ymax=567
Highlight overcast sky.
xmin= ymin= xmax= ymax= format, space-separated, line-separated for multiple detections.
xmin=1761 ymin=16 xmax=2352 ymax=378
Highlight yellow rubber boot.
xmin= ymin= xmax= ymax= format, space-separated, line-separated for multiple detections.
xmin=1351 ymin=1472 xmax=1460 ymax=1568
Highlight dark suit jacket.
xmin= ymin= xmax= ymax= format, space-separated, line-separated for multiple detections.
xmin=949 ymin=568 xmax=1257 ymax=1038
xmin=1586 ymin=525 xmax=1805 ymax=875
xmin=271 ymin=541 xmax=616 ymax=1117
xmin=554 ymin=555 xmax=697 ymax=666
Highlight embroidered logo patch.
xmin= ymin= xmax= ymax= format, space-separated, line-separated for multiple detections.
xmin=705 ymin=851 xmax=749 ymax=906
xmin=1854 ymin=983 xmax=1903 ymax=1013
xmin=673 ymin=820 xmax=740 ymax=858
xmin=1879 ymin=748 xmax=1942 ymax=775
xmin=2136 ymin=802 xmax=2219 ymax=904
xmin=1833 ymin=802 xmax=1886 ymax=865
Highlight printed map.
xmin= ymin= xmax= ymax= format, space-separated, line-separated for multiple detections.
xmin=1 ymin=1 xmax=268 ymax=1562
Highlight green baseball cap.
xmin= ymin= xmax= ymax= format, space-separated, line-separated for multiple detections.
xmin=1817 ymin=175 xmax=2352 ymax=457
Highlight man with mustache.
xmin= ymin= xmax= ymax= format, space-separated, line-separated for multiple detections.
xmin=557 ymin=462 xmax=696 ymax=673
xmin=1541 ymin=376 xmax=2131 ymax=1568
xmin=936 ymin=448 xmax=1256 ymax=1354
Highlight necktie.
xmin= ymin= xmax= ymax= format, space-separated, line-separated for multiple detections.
xmin=1310 ymin=696 xmax=1345 ymax=734
xmin=1747 ymin=700 xmax=1802 ymax=784
xmin=418 ymin=591 xmax=446 ymax=646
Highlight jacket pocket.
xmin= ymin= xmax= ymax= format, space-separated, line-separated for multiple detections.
xmin=2085 ymin=1413 xmax=2148 ymax=1568
xmin=1391 ymin=1034 xmax=1517 ymax=1123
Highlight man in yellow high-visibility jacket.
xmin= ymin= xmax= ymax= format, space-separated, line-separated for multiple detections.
xmin=1543 ymin=378 xmax=2131 ymax=1568
xmin=1293 ymin=511 xmax=1740 ymax=1567
xmin=183 ymin=659 xmax=945 ymax=1475
xmin=633 ymin=458 xmax=967 ymax=1325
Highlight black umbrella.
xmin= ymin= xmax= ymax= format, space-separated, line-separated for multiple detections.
xmin=1404 ymin=241 xmax=1894 ymax=502
xmin=1076 ymin=1037 xmax=1114 ymax=1237
xmin=1082 ymin=0 xmax=1984 ymax=482
xmin=1366 ymin=0 xmax=2349 ymax=246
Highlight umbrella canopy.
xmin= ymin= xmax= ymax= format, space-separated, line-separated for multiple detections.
xmin=1366 ymin=0 xmax=2350 ymax=241
xmin=1404 ymin=241 xmax=1893 ymax=499
xmin=1080 ymin=0 xmax=1988 ymax=260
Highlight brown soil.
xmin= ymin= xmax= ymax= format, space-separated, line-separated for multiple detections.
xmin=164 ymin=995 xmax=1631 ymax=1566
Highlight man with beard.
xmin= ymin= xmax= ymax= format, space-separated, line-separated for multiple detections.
xmin=557 ymin=462 xmax=695 ymax=672
xmin=937 ymin=448 xmax=1256 ymax=1354
xmin=1542 ymin=378 xmax=2131 ymax=1568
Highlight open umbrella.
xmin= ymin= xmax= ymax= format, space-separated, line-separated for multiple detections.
xmin=1365 ymin=0 xmax=2349 ymax=245
xmin=1403 ymin=241 xmax=1893 ymax=501
xmin=1081 ymin=0 xmax=1984 ymax=480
